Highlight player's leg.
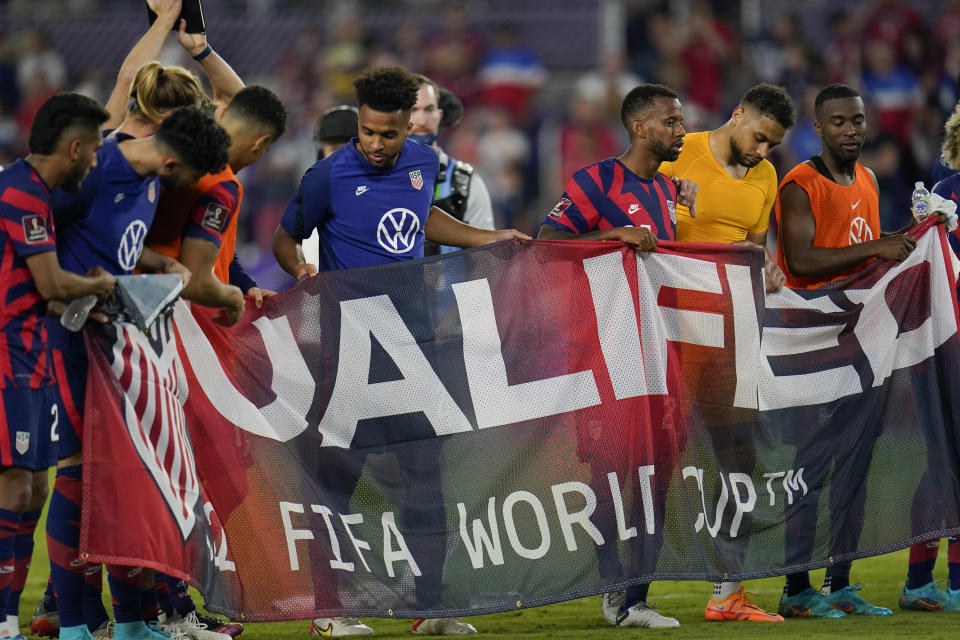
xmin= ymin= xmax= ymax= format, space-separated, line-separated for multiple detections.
xmin=900 ymin=540 xmax=951 ymax=611
xmin=304 ymin=445 xmax=372 ymax=637
xmin=818 ymin=428 xmax=890 ymax=616
xmin=5 ymin=473 xmax=44 ymax=636
xmin=0 ymin=386 xmax=58 ymax=640
xmin=46 ymin=346 xmax=99 ymax=640
xmin=614 ymin=405 xmax=682 ymax=631
xmin=396 ymin=439 xmax=476 ymax=636
xmin=778 ymin=418 xmax=844 ymax=619
xmin=703 ymin=422 xmax=781 ymax=622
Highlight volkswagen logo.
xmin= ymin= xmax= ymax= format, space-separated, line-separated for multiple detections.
xmin=118 ymin=220 xmax=148 ymax=271
xmin=848 ymin=216 xmax=873 ymax=245
xmin=376 ymin=208 xmax=420 ymax=254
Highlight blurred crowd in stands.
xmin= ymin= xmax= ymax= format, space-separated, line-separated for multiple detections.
xmin=0 ymin=0 xmax=957 ymax=289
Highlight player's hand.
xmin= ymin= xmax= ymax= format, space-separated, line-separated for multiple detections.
xmin=671 ymin=177 xmax=699 ymax=218
xmin=872 ymin=234 xmax=917 ymax=261
xmin=764 ymin=256 xmax=786 ymax=293
xmin=247 ymin=287 xmax=277 ymax=309
xmin=212 ymin=286 xmax=245 ymax=327
xmin=163 ymin=259 xmax=192 ymax=290
xmin=484 ymin=229 xmax=531 ymax=245
xmin=177 ymin=18 xmax=208 ymax=57
xmin=294 ymin=263 xmax=318 ymax=282
xmin=148 ymin=0 xmax=181 ymax=20
xmin=602 ymin=226 xmax=658 ymax=251
xmin=85 ymin=266 xmax=116 ymax=300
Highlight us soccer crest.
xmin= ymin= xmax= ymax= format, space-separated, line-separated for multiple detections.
xmin=15 ymin=431 xmax=29 ymax=455
xmin=409 ymin=170 xmax=423 ymax=190
xmin=147 ymin=181 xmax=157 ymax=203
xmin=667 ymin=199 xmax=677 ymax=224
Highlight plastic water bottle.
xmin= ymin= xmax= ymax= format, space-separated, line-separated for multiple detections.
xmin=912 ymin=181 xmax=931 ymax=222
xmin=60 ymin=294 xmax=97 ymax=332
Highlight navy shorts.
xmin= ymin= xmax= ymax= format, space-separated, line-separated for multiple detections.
xmin=50 ymin=347 xmax=87 ymax=460
xmin=0 ymin=385 xmax=58 ymax=470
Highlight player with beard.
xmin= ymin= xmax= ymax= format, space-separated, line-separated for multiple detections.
xmin=658 ymin=83 xmax=795 ymax=623
xmin=0 ymin=94 xmax=116 ymax=640
xmin=775 ymin=83 xmax=914 ymax=619
xmin=537 ymin=83 xmax=696 ymax=629
xmin=46 ymin=105 xmax=229 ymax=640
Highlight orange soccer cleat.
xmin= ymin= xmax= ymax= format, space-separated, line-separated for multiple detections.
xmin=705 ymin=586 xmax=785 ymax=622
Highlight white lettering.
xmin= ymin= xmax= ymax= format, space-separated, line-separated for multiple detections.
xmin=551 ymin=481 xmax=603 ymax=551
xmin=319 ymin=295 xmax=472 ymax=448
xmin=279 ymin=501 xmax=312 ymax=571
xmin=727 ymin=472 xmax=756 ymax=538
xmin=502 ymin=491 xmax=551 ymax=560
xmin=312 ymin=505 xmax=353 ymax=571
xmin=382 ymin=511 xmax=422 ymax=578
xmin=607 ymin=471 xmax=637 ymax=541
xmin=452 ymin=279 xmax=601 ymax=428
xmin=636 ymin=465 xmax=657 ymax=535
xmin=340 ymin=513 xmax=372 ymax=572
xmin=583 ymin=253 xmax=647 ymax=399
xmin=175 ymin=304 xmax=312 ymax=442
xmin=458 ymin=497 xmax=505 ymax=569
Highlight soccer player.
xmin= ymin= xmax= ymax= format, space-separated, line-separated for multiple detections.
xmin=46 ymin=105 xmax=229 ymax=640
xmin=775 ymin=83 xmax=914 ymax=619
xmin=410 ymin=75 xmax=495 ymax=255
xmin=147 ymin=85 xmax=289 ymax=324
xmin=897 ymin=98 xmax=960 ymax=612
xmin=537 ymin=83 xmax=695 ymax=629
xmin=272 ymin=65 xmax=527 ymax=638
xmin=658 ymin=82 xmax=796 ymax=622
xmin=0 ymin=93 xmax=116 ymax=640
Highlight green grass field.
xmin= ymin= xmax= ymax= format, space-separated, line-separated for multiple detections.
xmin=16 ymin=502 xmax=960 ymax=640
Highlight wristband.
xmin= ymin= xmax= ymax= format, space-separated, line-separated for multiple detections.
xmin=192 ymin=45 xmax=213 ymax=62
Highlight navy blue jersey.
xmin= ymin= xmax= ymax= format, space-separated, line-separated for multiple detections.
xmin=50 ymin=138 xmax=160 ymax=354
xmin=53 ymin=138 xmax=160 ymax=277
xmin=280 ymin=138 xmax=440 ymax=271
xmin=542 ymin=157 xmax=678 ymax=241
xmin=0 ymin=159 xmax=57 ymax=389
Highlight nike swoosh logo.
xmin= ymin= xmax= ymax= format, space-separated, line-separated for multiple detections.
xmin=851 ymin=199 xmax=861 ymax=210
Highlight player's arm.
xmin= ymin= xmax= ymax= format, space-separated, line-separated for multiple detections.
xmin=273 ymin=225 xmax=317 ymax=281
xmin=424 ymin=206 xmax=529 ymax=247
xmin=780 ymin=181 xmax=916 ymax=277
xmin=273 ymin=164 xmax=329 ymax=280
xmin=176 ymin=20 xmax=244 ymax=117
xmin=739 ymin=230 xmax=785 ymax=293
xmin=103 ymin=0 xmax=182 ymax=130
xmin=537 ymin=224 xmax=658 ymax=251
xmin=178 ymin=237 xmax=245 ymax=325
xmin=136 ymin=247 xmax=193 ymax=289
xmin=25 ymin=252 xmax=115 ymax=301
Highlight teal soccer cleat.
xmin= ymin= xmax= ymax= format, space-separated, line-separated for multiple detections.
xmin=823 ymin=585 xmax=892 ymax=615
xmin=779 ymin=588 xmax=847 ymax=618
xmin=899 ymin=581 xmax=951 ymax=611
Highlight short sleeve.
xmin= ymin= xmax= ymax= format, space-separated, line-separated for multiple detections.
xmin=541 ymin=168 xmax=604 ymax=234
xmin=182 ymin=180 xmax=240 ymax=248
xmin=0 ymin=186 xmax=56 ymax=257
xmin=280 ymin=161 xmax=332 ymax=241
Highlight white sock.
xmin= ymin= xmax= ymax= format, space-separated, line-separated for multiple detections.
xmin=714 ymin=581 xmax=741 ymax=600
